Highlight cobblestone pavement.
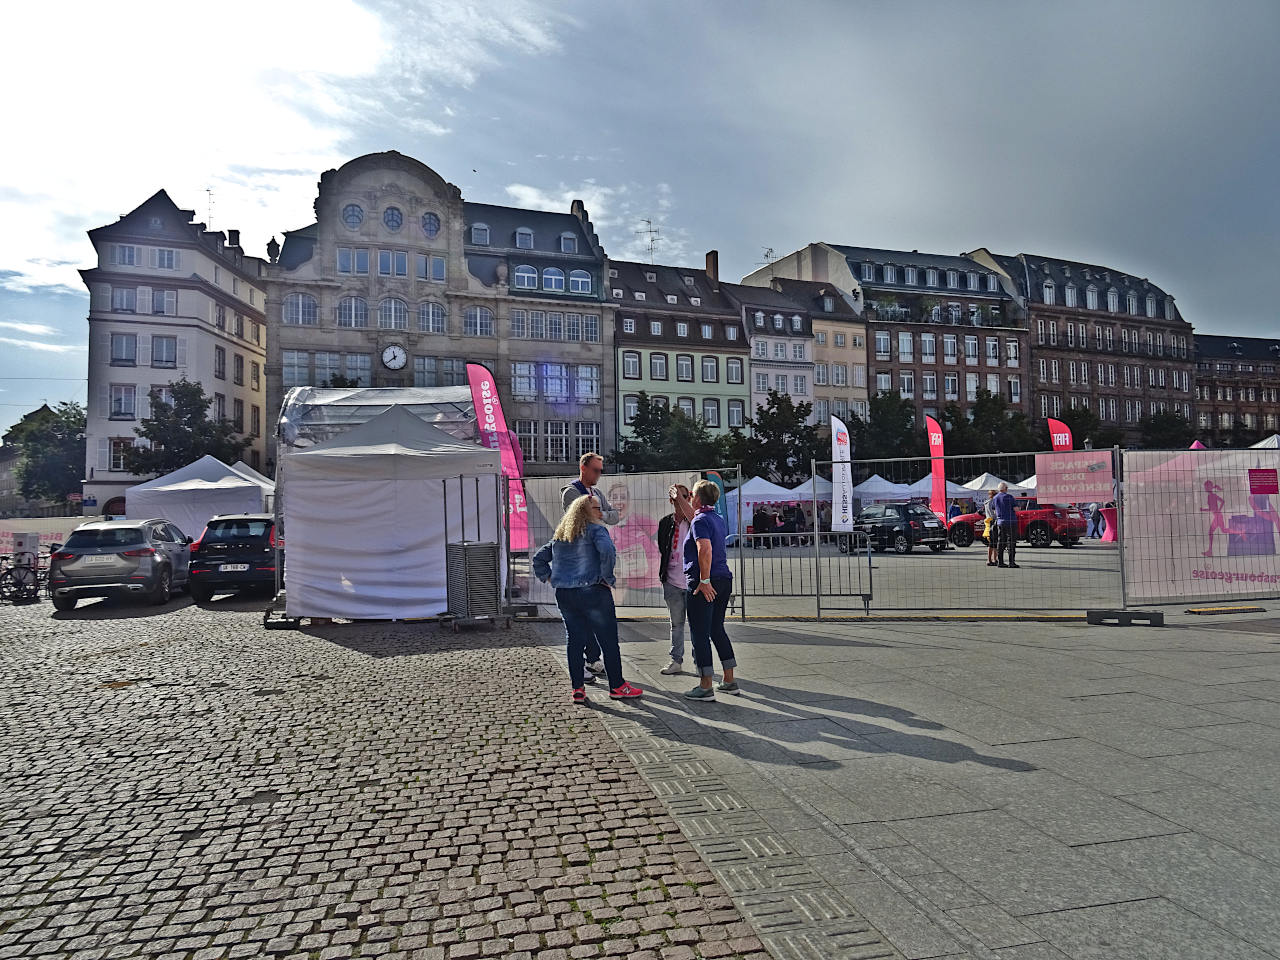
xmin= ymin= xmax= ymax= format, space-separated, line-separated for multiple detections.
xmin=0 ymin=596 xmax=779 ymax=960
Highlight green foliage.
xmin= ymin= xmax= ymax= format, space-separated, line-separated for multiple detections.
xmin=11 ymin=402 xmax=86 ymax=501
xmin=1139 ymin=409 xmax=1196 ymax=449
xmin=123 ymin=378 xmax=251 ymax=476
xmin=324 ymin=375 xmax=360 ymax=387
xmin=847 ymin=391 xmax=926 ymax=461
xmin=941 ymin=390 xmax=1038 ymax=455
xmin=723 ymin=391 xmax=822 ymax=484
xmin=613 ymin=391 xmax=726 ymax=472
xmin=1051 ymin=406 xmax=1125 ymax=450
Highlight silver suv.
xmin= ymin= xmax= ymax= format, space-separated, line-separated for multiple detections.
xmin=49 ymin=519 xmax=191 ymax=611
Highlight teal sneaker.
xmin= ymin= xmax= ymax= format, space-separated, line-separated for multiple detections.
xmin=716 ymin=680 xmax=741 ymax=695
xmin=684 ymin=684 xmax=716 ymax=702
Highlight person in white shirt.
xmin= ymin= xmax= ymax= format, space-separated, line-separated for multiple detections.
xmin=655 ymin=483 xmax=695 ymax=675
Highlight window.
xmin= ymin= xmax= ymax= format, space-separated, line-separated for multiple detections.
xmin=1043 ymin=281 xmax=1055 ymax=305
xmin=832 ymin=363 xmax=848 ymax=386
xmin=569 ymin=270 xmax=591 ymax=294
xmin=650 ymin=320 xmax=662 ymax=336
xmin=921 ymin=332 xmax=936 ymax=361
xmin=108 ymin=438 xmax=132 ymax=471
xmin=337 ymin=296 xmax=368 ymax=328
xmin=676 ymin=322 xmax=688 ymax=338
xmin=421 ymin=212 xmax=441 ymax=238
xmin=676 ymin=354 xmax=694 ymax=381
xmin=943 ymin=334 xmax=957 ymax=361
xmin=898 ymin=331 xmax=912 ymax=362
xmin=834 ymin=332 xmax=846 ymax=348
xmin=727 ymin=358 xmax=743 ymax=383
xmin=634 ymin=291 xmax=645 ymax=301
xmin=899 ymin=372 xmax=914 ymax=397
xmin=233 ymin=353 xmax=244 ymax=385
xmin=622 ymin=351 xmax=640 ymax=378
xmin=775 ymin=374 xmax=788 ymax=392
xmin=944 ymin=373 xmax=959 ymax=399
xmin=511 ymin=420 xmax=538 ymax=463
xmin=1005 ymin=339 xmax=1019 ymax=364
xmin=152 ymin=247 xmax=177 ymax=270
xmin=922 ymin=372 xmax=937 ymax=399
xmin=342 ymin=204 xmax=364 ymax=229
xmin=823 ymin=296 xmax=835 ymax=312
xmin=214 ymin=346 xmax=226 ymax=379
xmin=150 ymin=335 xmax=176 ymax=368
xmin=966 ymin=372 xmax=979 ymax=401
xmin=905 ymin=267 xmax=918 ymax=285
xmin=697 ymin=323 xmax=711 ymax=339
xmin=773 ymin=314 xmax=784 ymax=330
xmin=251 ymin=361 xmax=260 ymax=391
xmin=791 ymin=315 xmax=802 ymax=332
xmin=1107 ymin=288 xmax=1119 ymax=312
xmin=464 ymin=306 xmax=494 ymax=336
xmin=879 ymin=264 xmax=895 ymax=284
xmin=416 ymin=254 xmax=446 ymax=282
xmin=728 ymin=399 xmax=745 ymax=428
xmin=344 ymin=353 xmax=371 ymax=386
xmin=1127 ymin=291 xmax=1138 ymax=315
xmin=875 ymin=331 xmax=891 ymax=359
xmin=774 ymin=343 xmax=787 ymax=360
xmin=1064 ymin=284 xmax=1077 ymax=308
xmin=702 ymin=356 xmax=719 ymax=382
xmin=1146 ymin=294 xmax=1156 ymax=318
xmin=109 ymin=384 xmax=135 ymax=419
xmin=965 ymin=335 xmax=978 ymax=362
xmin=540 ymin=364 xmax=570 ymax=400
xmin=214 ymin=393 xmax=225 ymax=421
xmin=111 ymin=287 xmax=136 ymax=312
xmin=381 ymin=206 xmax=403 ymax=231
xmin=988 ymin=274 xmax=999 ymax=292
xmin=814 ymin=363 xmax=828 ymax=385
xmin=232 ymin=398 xmax=244 ymax=432
xmin=584 ymin=315 xmax=600 ymax=342
xmin=754 ymin=311 xmax=765 ymax=328
xmin=379 ymin=298 xmax=408 ymax=329
xmin=947 ymin=269 xmax=959 ymax=288
xmin=573 ymin=421 xmax=600 ymax=459
xmin=1038 ymin=358 xmax=1048 ymax=382
xmin=515 ymin=227 xmax=533 ymax=249
xmin=754 ymin=372 xmax=768 ymax=392
xmin=542 ymin=267 xmax=565 ymax=291
xmin=234 ymin=314 xmax=245 ymax=339
xmin=282 ymin=350 xmax=308 ymax=387
xmin=337 ymin=247 xmax=369 ymax=274
xmin=650 ymin=354 xmax=668 ymax=380
xmin=690 ymin=297 xmax=701 ymax=306
xmin=251 ymin=405 xmax=261 ymax=436
xmin=861 ymin=263 xmax=875 ymax=281
xmin=511 ymin=362 xmax=537 ymax=399
xmin=622 ymin=317 xmax=635 ymax=334
xmin=876 ymin=372 xmax=892 ymax=393
xmin=284 ymin=293 xmax=318 ymax=325
xmin=547 ymin=312 xmax=564 ymax=340
xmin=576 ymin=366 xmax=600 ymax=402
xmin=377 ymin=250 xmax=408 ymax=276
xmin=702 ymin=398 xmax=720 ymax=427
xmin=967 ymin=271 xmax=979 ymax=291
xmin=560 ymin=233 xmax=578 ymax=254
xmin=544 ymin=422 xmax=570 ymax=462
xmin=623 ymin=396 xmax=640 ymax=425
xmin=1051 ymin=359 xmax=1060 ymax=382
xmin=471 ymin=223 xmax=489 ymax=245
xmin=986 ymin=337 xmax=999 ymax=365
xmin=1048 ymin=320 xmax=1058 ymax=346
xmin=792 ymin=342 xmax=805 ymax=361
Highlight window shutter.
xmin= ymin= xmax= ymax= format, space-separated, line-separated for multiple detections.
xmin=176 ymin=337 xmax=188 ymax=367
xmin=164 ymin=290 xmax=177 ymax=315
xmin=137 ymin=286 xmax=151 ymax=313
xmin=93 ymin=334 xmax=111 ymax=361
xmin=91 ymin=284 xmax=110 ymax=311
xmin=97 ymin=385 xmax=110 ymax=416
xmin=148 ymin=247 xmax=157 ymax=268
xmin=108 ymin=243 xmax=118 ymax=265
xmin=173 ymin=250 xmax=181 ymax=272
xmin=97 ymin=438 xmax=111 ymax=471
xmin=138 ymin=334 xmax=150 ymax=365
xmin=142 ymin=391 xmax=151 ymax=420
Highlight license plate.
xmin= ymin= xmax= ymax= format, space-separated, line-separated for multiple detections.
xmin=84 ymin=555 xmax=113 ymax=565
xmin=924 ymin=521 xmax=940 ymax=527
xmin=221 ymin=564 xmax=250 ymax=572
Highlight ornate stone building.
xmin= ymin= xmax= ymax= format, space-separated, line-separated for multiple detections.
xmin=1193 ymin=334 xmax=1280 ymax=445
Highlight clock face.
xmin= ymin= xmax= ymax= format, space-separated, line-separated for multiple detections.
xmin=381 ymin=344 xmax=407 ymax=370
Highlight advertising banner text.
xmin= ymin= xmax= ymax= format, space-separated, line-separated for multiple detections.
xmin=831 ymin=415 xmax=854 ymax=532
xmin=1035 ymin=450 xmax=1114 ymax=504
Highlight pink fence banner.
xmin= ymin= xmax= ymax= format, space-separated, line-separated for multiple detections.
xmin=466 ymin=363 xmax=528 ymax=550
xmin=1035 ymin=450 xmax=1115 ymax=504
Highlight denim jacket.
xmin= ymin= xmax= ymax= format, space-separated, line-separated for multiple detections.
xmin=532 ymin=523 xmax=617 ymax=589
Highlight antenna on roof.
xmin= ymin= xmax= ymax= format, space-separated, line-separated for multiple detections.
xmin=206 ymin=186 xmax=214 ymax=231
xmin=635 ymin=219 xmax=662 ymax=263
xmin=757 ymin=247 xmax=778 ymax=276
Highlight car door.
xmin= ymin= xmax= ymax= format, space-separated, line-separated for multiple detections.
xmin=856 ymin=506 xmax=885 ymax=547
xmin=148 ymin=523 xmax=174 ymax=573
xmin=166 ymin=523 xmax=191 ymax=581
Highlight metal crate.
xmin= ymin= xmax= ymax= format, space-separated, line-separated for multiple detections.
xmin=445 ymin=541 xmax=501 ymax=620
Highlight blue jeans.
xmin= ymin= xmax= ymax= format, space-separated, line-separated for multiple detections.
xmin=686 ymin=577 xmax=736 ymax=678
xmin=555 ymin=585 xmax=624 ymax=689
xmin=662 ymin=582 xmax=688 ymax=662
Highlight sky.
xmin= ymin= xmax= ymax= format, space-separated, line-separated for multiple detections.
xmin=2 ymin=0 xmax=1277 ymax=433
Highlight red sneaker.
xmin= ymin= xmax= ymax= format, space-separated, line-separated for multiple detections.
xmin=609 ymin=682 xmax=643 ymax=700
xmin=572 ymin=687 xmax=587 ymax=705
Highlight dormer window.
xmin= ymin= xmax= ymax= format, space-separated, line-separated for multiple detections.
xmin=569 ymin=269 xmax=592 ymax=294
xmin=514 ymin=265 xmax=538 ymax=289
xmin=967 ymin=271 xmax=979 ymax=290
xmin=862 ymin=263 xmax=875 ymax=281
xmin=645 ymin=271 xmax=657 ymax=282
xmin=471 ymin=223 xmax=490 ymax=245
xmin=515 ymin=227 xmax=533 ymax=249
xmin=1164 ymin=299 xmax=1174 ymax=321
xmin=883 ymin=265 xmax=896 ymax=283
xmin=926 ymin=268 xmax=939 ymax=287
xmin=946 ymin=269 xmax=959 ymax=289
xmin=1107 ymin=288 xmax=1119 ymax=313
xmin=683 ymin=276 xmax=695 ymax=287
xmin=1042 ymin=281 xmax=1056 ymax=305
xmin=666 ymin=294 xmax=678 ymax=304
xmin=634 ymin=291 xmax=646 ymax=301
xmin=773 ymin=314 xmax=784 ymax=330
xmin=1146 ymin=294 xmax=1156 ymax=317
xmin=559 ymin=232 xmax=577 ymax=253
xmin=612 ymin=288 xmax=622 ymax=298
xmin=791 ymin=315 xmax=802 ymax=331
xmin=754 ymin=311 xmax=765 ymax=327
xmin=822 ymin=296 xmax=834 ymax=312
xmin=608 ymin=268 xmax=618 ymax=278
xmin=690 ymin=297 xmax=701 ymax=306
xmin=1064 ymin=284 xmax=1077 ymax=308
xmin=542 ymin=267 xmax=565 ymax=291
xmin=1086 ymin=285 xmax=1099 ymax=310
xmin=987 ymin=274 xmax=999 ymax=292
xmin=905 ymin=267 xmax=917 ymax=285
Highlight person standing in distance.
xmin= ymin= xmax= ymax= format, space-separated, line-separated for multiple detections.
xmin=560 ymin=452 xmax=620 ymax=679
xmin=683 ymin=479 xmax=739 ymax=702
xmin=991 ymin=482 xmax=1019 ymax=569
xmin=656 ymin=483 xmax=695 ymax=675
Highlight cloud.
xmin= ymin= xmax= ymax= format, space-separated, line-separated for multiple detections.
xmin=0 ymin=321 xmax=60 ymax=337
xmin=0 ymin=337 xmax=84 ymax=354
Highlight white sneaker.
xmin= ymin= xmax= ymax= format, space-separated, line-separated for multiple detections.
xmin=660 ymin=661 xmax=683 ymax=675
xmin=585 ymin=659 xmax=606 ymax=675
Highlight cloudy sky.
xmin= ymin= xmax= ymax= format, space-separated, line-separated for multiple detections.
xmin=3 ymin=0 xmax=1277 ymax=431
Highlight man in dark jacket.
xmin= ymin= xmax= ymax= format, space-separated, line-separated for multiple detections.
xmin=656 ymin=483 xmax=695 ymax=674
xmin=991 ymin=482 xmax=1019 ymax=568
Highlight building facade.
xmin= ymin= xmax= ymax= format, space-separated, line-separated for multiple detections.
xmin=610 ymin=255 xmax=749 ymax=440
xmin=266 ymin=152 xmax=614 ymax=476
xmin=967 ymin=250 xmax=1193 ymax=442
xmin=1193 ymin=334 xmax=1280 ymax=445
xmin=746 ymin=243 xmax=1029 ymax=427
xmin=721 ymin=279 xmax=817 ymax=426
xmin=80 ymin=190 xmax=268 ymax=514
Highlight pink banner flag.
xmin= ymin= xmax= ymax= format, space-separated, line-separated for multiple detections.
xmin=1047 ymin=418 xmax=1073 ymax=452
xmin=925 ymin=415 xmax=946 ymax=518
xmin=466 ymin=363 xmax=528 ymax=550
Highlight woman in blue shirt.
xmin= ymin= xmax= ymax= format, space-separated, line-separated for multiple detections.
xmin=683 ymin=479 xmax=738 ymax=701
xmin=533 ymin=496 xmax=643 ymax=705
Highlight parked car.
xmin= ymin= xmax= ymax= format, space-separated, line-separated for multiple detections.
xmin=187 ymin=513 xmax=280 ymax=602
xmin=850 ymin=502 xmax=948 ymax=553
xmin=48 ymin=519 xmax=191 ymax=611
xmin=947 ymin=498 xmax=1085 ymax=548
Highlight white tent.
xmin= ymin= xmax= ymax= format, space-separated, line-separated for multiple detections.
xmin=962 ymin=472 xmax=1031 ymax=496
xmin=724 ymin=476 xmax=798 ymax=538
xmin=851 ymin=474 xmax=910 ymax=501
xmin=1252 ymin=434 xmax=1280 ymax=449
xmin=789 ymin=476 xmax=834 ymax=500
xmin=283 ymin=406 xmax=501 ymax=620
xmin=1019 ymin=474 xmax=1038 ymax=491
xmin=126 ymin=455 xmax=274 ymax=538
xmin=903 ymin=475 xmax=972 ymax=499
xmin=231 ymin=460 xmax=274 ymax=486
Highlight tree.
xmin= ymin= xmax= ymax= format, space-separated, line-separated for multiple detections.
xmin=10 ymin=402 xmax=86 ymax=502
xmin=1050 ymin=406 xmax=1124 ymax=451
xmin=848 ymin=391 xmax=927 ymax=461
xmin=949 ymin=390 xmax=1038 ymax=455
xmin=123 ymin=378 xmax=251 ymax=476
xmin=723 ymin=390 xmax=822 ymax=484
xmin=1139 ymin=410 xmax=1196 ymax=449
xmin=324 ymin=374 xmax=360 ymax=387
xmin=613 ymin=392 xmax=725 ymax=472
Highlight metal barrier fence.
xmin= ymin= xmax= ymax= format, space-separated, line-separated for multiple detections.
xmin=736 ymin=531 xmax=873 ymax=617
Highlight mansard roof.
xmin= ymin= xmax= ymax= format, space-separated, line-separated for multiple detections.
xmin=609 ymin=259 xmax=736 ymax=315
xmin=464 ymin=202 xmax=604 ymax=260
xmin=1195 ymin=333 xmax=1280 ymax=363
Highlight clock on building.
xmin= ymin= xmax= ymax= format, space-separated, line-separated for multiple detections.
xmin=381 ymin=343 xmax=408 ymax=370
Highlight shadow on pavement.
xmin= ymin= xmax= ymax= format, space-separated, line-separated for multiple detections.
xmin=49 ymin=594 xmax=194 ymax=620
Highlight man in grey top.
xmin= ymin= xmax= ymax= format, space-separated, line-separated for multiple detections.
xmin=559 ymin=452 xmax=619 ymax=679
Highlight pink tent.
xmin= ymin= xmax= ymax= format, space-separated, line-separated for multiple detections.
xmin=1190 ymin=440 xmax=1207 ymax=449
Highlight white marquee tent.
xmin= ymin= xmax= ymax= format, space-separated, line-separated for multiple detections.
xmin=789 ymin=476 xmax=834 ymax=500
xmin=962 ymin=472 xmax=1032 ymax=496
xmin=283 ymin=406 xmax=501 ymax=620
xmin=1252 ymin=434 xmax=1280 ymax=449
xmin=126 ymin=455 xmax=275 ymax=538
xmin=903 ymin=475 xmax=972 ymax=499
xmin=724 ymin=476 xmax=797 ymax=538
xmin=1019 ymin=475 xmax=1038 ymax=492
xmin=851 ymin=474 xmax=910 ymax=501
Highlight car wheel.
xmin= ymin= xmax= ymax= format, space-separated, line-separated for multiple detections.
xmin=894 ymin=533 xmax=912 ymax=554
xmin=52 ymin=595 xmax=77 ymax=612
xmin=950 ymin=522 xmax=974 ymax=547
xmin=189 ymin=582 xmax=214 ymax=603
xmin=929 ymin=543 xmax=945 ymax=552
xmin=1028 ymin=523 xmax=1052 ymax=548
xmin=150 ymin=568 xmax=172 ymax=606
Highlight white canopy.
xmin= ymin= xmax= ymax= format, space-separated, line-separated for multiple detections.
xmin=851 ymin=474 xmax=910 ymax=501
xmin=789 ymin=475 xmax=834 ymax=499
xmin=724 ymin=476 xmax=800 ymax=538
xmin=903 ymin=475 xmax=972 ymax=498
xmin=126 ymin=455 xmax=274 ymax=537
xmin=962 ymin=472 xmax=1032 ymax=495
xmin=1019 ymin=474 xmax=1038 ymax=491
xmin=1252 ymin=434 xmax=1280 ymax=449
xmin=284 ymin=406 xmax=502 ymax=620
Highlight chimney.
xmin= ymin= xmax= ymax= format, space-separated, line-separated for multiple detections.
xmin=227 ymin=229 xmax=241 ymax=248
xmin=705 ymin=249 xmax=719 ymax=288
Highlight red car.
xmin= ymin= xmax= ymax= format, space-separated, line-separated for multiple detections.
xmin=947 ymin=498 xmax=1086 ymax=548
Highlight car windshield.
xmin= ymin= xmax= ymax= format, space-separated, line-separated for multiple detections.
xmin=205 ymin=520 xmax=271 ymax=541
xmin=64 ymin=528 xmax=145 ymax=548
xmin=907 ymin=506 xmax=938 ymax=520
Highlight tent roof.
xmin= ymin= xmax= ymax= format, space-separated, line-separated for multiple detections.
xmin=126 ymin=455 xmax=266 ymax=494
xmin=289 ymin=405 xmax=500 ymax=479
xmin=903 ymin=475 xmax=971 ymax=497
xmin=733 ymin=476 xmax=797 ymax=499
xmin=962 ymin=471 xmax=1030 ymax=494
xmin=789 ymin=476 xmax=834 ymax=498
xmin=1019 ymin=474 xmax=1038 ymax=490
xmin=1252 ymin=434 xmax=1280 ymax=449
xmin=231 ymin=460 xmax=275 ymax=487
xmin=851 ymin=473 xmax=910 ymax=499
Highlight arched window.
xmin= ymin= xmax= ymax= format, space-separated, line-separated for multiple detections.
xmin=515 ymin=227 xmax=534 ymax=249
xmin=418 ymin=301 xmax=446 ymax=334
xmin=1042 ymin=281 xmax=1055 ymax=305
xmin=1127 ymin=292 xmax=1138 ymax=314
xmin=341 ymin=204 xmax=363 ymax=229
xmin=1086 ymin=285 xmax=1099 ymax=310
xmin=1146 ymin=294 xmax=1156 ymax=317
xmin=337 ymin=296 xmax=368 ymax=328
xmin=383 ymin=206 xmax=403 ymax=231
xmin=514 ymin=265 xmax=538 ymax=289
xmin=283 ymin=293 xmax=318 ymax=325
xmin=560 ymin=232 xmax=578 ymax=253
xmin=464 ymin=305 xmax=495 ymax=336
xmin=471 ymin=223 xmax=489 ymax=245
xmin=378 ymin=298 xmax=408 ymax=329
xmin=1064 ymin=284 xmax=1077 ymax=308
xmin=569 ymin=269 xmax=591 ymax=294
xmin=542 ymin=267 xmax=565 ymax=291
xmin=421 ymin=212 xmax=441 ymax=238
xmin=1107 ymin=288 xmax=1119 ymax=313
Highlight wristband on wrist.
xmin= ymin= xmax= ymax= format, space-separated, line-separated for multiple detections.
xmin=699 ymin=578 xmax=711 ymax=584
